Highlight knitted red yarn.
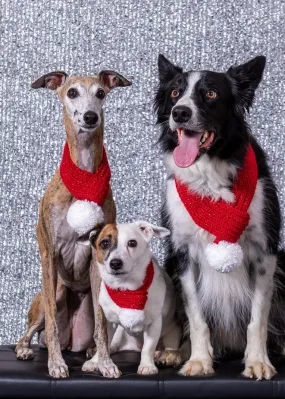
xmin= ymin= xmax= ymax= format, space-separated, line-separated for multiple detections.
xmin=175 ymin=145 xmax=258 ymax=244
xmin=105 ymin=261 xmax=154 ymax=310
xmin=60 ymin=142 xmax=111 ymax=205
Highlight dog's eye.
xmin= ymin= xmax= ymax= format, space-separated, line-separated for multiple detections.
xmin=205 ymin=90 xmax=217 ymax=99
xmin=171 ymin=89 xmax=180 ymax=98
xmin=67 ymin=88 xmax=79 ymax=99
xmin=100 ymin=239 xmax=110 ymax=249
xmin=96 ymin=89 xmax=105 ymax=100
xmin=128 ymin=240 xmax=137 ymax=248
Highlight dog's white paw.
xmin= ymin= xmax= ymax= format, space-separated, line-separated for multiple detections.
xmin=155 ymin=350 xmax=183 ymax=368
xmin=179 ymin=359 xmax=214 ymax=376
xmin=137 ymin=364 xmax=158 ymax=375
xmin=82 ymin=358 xmax=121 ymax=378
xmin=243 ymin=360 xmax=276 ymax=380
xmin=82 ymin=358 xmax=99 ymax=372
xmin=48 ymin=360 xmax=69 ymax=378
xmin=16 ymin=347 xmax=34 ymax=360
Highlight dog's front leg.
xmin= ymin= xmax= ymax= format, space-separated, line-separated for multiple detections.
xmin=179 ymin=265 xmax=214 ymax=376
xmin=243 ymin=255 xmax=277 ymax=380
xmin=82 ymin=259 xmax=121 ymax=378
xmin=40 ymin=248 xmax=69 ymax=378
xmin=137 ymin=316 xmax=162 ymax=375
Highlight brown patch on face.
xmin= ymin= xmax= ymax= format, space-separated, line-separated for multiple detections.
xmin=57 ymin=76 xmax=110 ymax=101
xmin=95 ymin=224 xmax=118 ymax=264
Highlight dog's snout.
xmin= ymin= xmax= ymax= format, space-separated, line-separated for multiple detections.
xmin=172 ymin=106 xmax=192 ymax=123
xmin=83 ymin=111 xmax=98 ymax=126
xmin=110 ymin=258 xmax=123 ymax=271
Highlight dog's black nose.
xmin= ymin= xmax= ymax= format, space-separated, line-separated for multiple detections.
xmin=83 ymin=111 xmax=98 ymax=126
xmin=110 ymin=258 xmax=123 ymax=271
xmin=172 ymin=106 xmax=192 ymax=123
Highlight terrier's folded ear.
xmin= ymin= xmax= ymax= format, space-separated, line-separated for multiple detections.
xmin=76 ymin=223 xmax=105 ymax=247
xmin=135 ymin=220 xmax=170 ymax=243
xmin=31 ymin=71 xmax=68 ymax=90
xmin=99 ymin=70 xmax=132 ymax=89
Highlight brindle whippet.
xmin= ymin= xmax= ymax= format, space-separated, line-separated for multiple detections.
xmin=15 ymin=70 xmax=131 ymax=378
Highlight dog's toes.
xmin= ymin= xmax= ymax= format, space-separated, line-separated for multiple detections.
xmin=243 ymin=361 xmax=276 ymax=380
xmin=137 ymin=364 xmax=158 ymax=375
xmin=155 ymin=350 xmax=183 ymax=368
xmin=82 ymin=359 xmax=99 ymax=372
xmin=179 ymin=359 xmax=214 ymax=376
xmin=99 ymin=363 xmax=121 ymax=378
xmin=48 ymin=360 xmax=69 ymax=378
xmin=16 ymin=347 xmax=34 ymax=360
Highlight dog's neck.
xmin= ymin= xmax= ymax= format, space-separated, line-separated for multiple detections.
xmin=165 ymin=153 xmax=237 ymax=203
xmin=63 ymin=108 xmax=104 ymax=173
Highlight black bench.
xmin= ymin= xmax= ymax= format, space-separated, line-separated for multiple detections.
xmin=1 ymin=345 xmax=285 ymax=398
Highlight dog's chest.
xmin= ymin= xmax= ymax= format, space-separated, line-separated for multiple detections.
xmin=50 ymin=203 xmax=91 ymax=288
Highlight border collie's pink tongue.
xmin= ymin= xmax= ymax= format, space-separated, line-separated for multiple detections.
xmin=173 ymin=131 xmax=203 ymax=168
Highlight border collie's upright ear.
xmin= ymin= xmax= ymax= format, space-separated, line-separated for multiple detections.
xmin=158 ymin=54 xmax=183 ymax=83
xmin=227 ymin=56 xmax=266 ymax=112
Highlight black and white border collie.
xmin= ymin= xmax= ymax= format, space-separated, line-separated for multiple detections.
xmin=155 ymin=54 xmax=284 ymax=380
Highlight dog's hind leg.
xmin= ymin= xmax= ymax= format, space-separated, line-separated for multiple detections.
xmin=155 ymin=324 xmax=184 ymax=367
xmin=243 ymin=255 xmax=277 ymax=380
xmin=16 ymin=292 xmax=45 ymax=360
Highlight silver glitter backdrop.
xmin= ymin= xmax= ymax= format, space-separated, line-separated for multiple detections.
xmin=0 ymin=0 xmax=284 ymax=344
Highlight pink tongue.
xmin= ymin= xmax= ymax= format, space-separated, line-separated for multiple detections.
xmin=173 ymin=132 xmax=203 ymax=168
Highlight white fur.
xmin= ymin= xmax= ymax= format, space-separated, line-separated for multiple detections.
xmin=66 ymin=200 xmax=104 ymax=235
xmin=96 ymin=222 xmax=181 ymax=374
xmin=169 ymin=73 xmax=201 ymax=131
xmin=205 ymin=241 xmax=244 ymax=273
xmin=165 ymin=147 xmax=277 ymax=378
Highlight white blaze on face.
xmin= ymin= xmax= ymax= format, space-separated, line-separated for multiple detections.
xmin=64 ymin=82 xmax=106 ymax=132
xmin=169 ymin=72 xmax=201 ymax=131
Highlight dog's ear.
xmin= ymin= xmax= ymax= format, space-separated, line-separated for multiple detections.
xmin=76 ymin=223 xmax=105 ymax=247
xmin=227 ymin=56 xmax=266 ymax=112
xmin=99 ymin=70 xmax=132 ymax=89
xmin=158 ymin=54 xmax=183 ymax=83
xmin=31 ymin=71 xmax=68 ymax=90
xmin=135 ymin=221 xmax=170 ymax=242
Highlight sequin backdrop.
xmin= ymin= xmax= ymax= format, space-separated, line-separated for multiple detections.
xmin=0 ymin=0 xmax=284 ymax=344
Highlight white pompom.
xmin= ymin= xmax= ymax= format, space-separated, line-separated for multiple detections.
xmin=205 ymin=241 xmax=244 ymax=273
xmin=66 ymin=200 xmax=104 ymax=235
xmin=119 ymin=309 xmax=145 ymax=330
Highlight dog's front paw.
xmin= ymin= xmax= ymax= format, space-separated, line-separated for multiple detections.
xmin=16 ymin=347 xmax=34 ymax=360
xmin=155 ymin=350 xmax=183 ymax=368
xmin=48 ymin=359 xmax=69 ymax=378
xmin=138 ymin=363 xmax=158 ymax=375
xmin=179 ymin=359 xmax=214 ymax=376
xmin=243 ymin=360 xmax=276 ymax=380
xmin=82 ymin=358 xmax=121 ymax=378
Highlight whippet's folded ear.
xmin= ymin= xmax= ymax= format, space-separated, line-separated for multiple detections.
xmin=31 ymin=71 xmax=68 ymax=90
xmin=135 ymin=220 xmax=170 ymax=243
xmin=99 ymin=70 xmax=132 ymax=89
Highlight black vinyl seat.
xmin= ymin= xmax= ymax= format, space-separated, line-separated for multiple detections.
xmin=1 ymin=345 xmax=285 ymax=398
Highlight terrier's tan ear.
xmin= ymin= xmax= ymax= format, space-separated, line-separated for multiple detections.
xmin=76 ymin=224 xmax=105 ymax=247
xmin=99 ymin=70 xmax=131 ymax=89
xmin=31 ymin=71 xmax=68 ymax=90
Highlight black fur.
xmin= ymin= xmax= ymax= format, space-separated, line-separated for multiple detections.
xmin=156 ymin=54 xmax=285 ymax=355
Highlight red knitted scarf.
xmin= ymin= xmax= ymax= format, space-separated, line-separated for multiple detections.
xmin=59 ymin=142 xmax=111 ymax=205
xmin=175 ymin=145 xmax=258 ymax=244
xmin=105 ymin=261 xmax=154 ymax=310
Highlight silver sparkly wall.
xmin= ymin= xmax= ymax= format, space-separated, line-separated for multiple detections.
xmin=0 ymin=0 xmax=284 ymax=344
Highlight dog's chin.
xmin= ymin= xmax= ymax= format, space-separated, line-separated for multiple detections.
xmin=108 ymin=270 xmax=128 ymax=276
xmin=172 ymin=127 xmax=216 ymax=168
xmin=77 ymin=124 xmax=100 ymax=134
